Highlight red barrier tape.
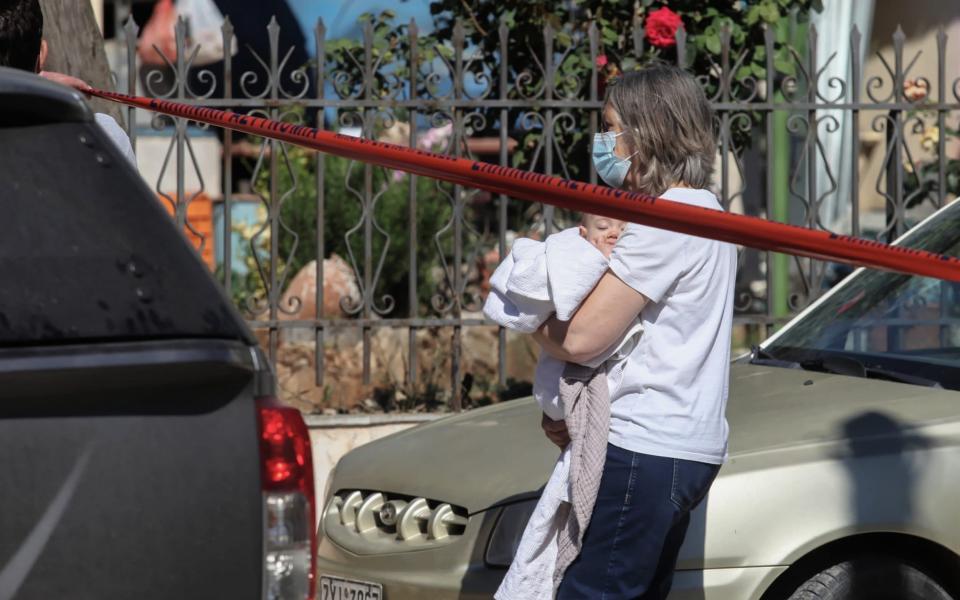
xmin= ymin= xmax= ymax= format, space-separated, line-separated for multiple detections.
xmin=88 ymin=88 xmax=960 ymax=283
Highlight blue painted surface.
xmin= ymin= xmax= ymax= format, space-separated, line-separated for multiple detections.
xmin=213 ymin=199 xmax=265 ymax=275
xmin=287 ymin=0 xmax=434 ymax=57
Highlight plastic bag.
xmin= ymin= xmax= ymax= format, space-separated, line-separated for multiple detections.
xmin=138 ymin=0 xmax=236 ymax=67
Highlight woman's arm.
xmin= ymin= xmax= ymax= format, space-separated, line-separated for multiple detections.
xmin=533 ymin=270 xmax=648 ymax=364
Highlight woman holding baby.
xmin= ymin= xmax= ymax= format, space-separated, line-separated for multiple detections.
xmin=530 ymin=63 xmax=736 ymax=599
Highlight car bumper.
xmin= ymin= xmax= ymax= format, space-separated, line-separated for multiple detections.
xmin=317 ymin=504 xmax=787 ymax=600
xmin=316 ymin=551 xmax=786 ymax=600
xmin=315 ymin=506 xmax=504 ymax=600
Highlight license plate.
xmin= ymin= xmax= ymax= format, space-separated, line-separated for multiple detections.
xmin=319 ymin=575 xmax=383 ymax=600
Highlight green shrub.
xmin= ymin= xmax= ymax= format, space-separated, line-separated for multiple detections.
xmin=242 ymin=144 xmax=456 ymax=317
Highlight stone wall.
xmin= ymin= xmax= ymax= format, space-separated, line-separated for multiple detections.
xmin=275 ymin=318 xmax=540 ymax=414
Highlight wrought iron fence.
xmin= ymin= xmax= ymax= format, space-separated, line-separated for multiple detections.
xmin=111 ymin=13 xmax=960 ymax=412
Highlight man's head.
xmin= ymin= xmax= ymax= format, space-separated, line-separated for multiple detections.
xmin=0 ymin=0 xmax=46 ymax=72
xmin=580 ymin=213 xmax=626 ymax=258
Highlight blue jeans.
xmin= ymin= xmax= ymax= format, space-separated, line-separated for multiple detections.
xmin=556 ymin=444 xmax=719 ymax=600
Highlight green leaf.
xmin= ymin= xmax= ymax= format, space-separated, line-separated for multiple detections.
xmin=705 ymin=34 xmax=721 ymax=55
xmin=601 ymin=26 xmax=618 ymax=45
xmin=437 ymin=44 xmax=454 ymax=60
xmin=774 ymin=56 xmax=795 ymax=76
xmin=759 ymin=3 xmax=781 ymax=23
xmin=731 ymin=27 xmax=748 ymax=46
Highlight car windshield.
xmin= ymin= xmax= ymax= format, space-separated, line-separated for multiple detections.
xmin=761 ymin=200 xmax=960 ymax=390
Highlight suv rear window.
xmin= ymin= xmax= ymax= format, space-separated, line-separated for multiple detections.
xmin=0 ymin=119 xmax=249 ymax=345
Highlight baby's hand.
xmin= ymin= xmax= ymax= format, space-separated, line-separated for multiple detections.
xmin=541 ymin=413 xmax=570 ymax=448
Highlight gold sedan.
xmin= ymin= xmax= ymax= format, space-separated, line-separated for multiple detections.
xmin=316 ymin=200 xmax=960 ymax=600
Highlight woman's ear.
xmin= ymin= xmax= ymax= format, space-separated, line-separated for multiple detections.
xmin=37 ymin=40 xmax=49 ymax=73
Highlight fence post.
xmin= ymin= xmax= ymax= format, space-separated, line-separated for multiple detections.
xmin=407 ymin=18 xmax=420 ymax=395
xmin=767 ymin=23 xmax=790 ymax=331
xmin=497 ymin=16 xmax=510 ymax=392
xmin=316 ymin=17 xmax=327 ymax=390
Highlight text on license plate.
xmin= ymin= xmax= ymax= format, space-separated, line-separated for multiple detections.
xmin=319 ymin=575 xmax=383 ymax=600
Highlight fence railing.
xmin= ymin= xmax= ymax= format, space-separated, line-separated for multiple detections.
xmin=112 ymin=14 xmax=960 ymax=412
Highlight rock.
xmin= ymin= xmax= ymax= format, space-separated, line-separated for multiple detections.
xmin=370 ymin=328 xmax=408 ymax=388
xmin=478 ymin=246 xmax=500 ymax=298
xmin=279 ymin=254 xmax=360 ymax=322
xmin=460 ymin=321 xmax=499 ymax=383
xmin=377 ymin=121 xmax=411 ymax=146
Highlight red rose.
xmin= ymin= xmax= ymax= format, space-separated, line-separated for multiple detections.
xmin=645 ymin=7 xmax=683 ymax=49
xmin=595 ymin=54 xmax=608 ymax=68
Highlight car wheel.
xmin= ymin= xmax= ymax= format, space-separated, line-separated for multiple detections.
xmin=786 ymin=557 xmax=952 ymax=600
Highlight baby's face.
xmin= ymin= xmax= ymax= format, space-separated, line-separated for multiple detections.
xmin=580 ymin=215 xmax=627 ymax=258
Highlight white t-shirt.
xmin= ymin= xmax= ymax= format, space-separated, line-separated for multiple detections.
xmin=607 ymin=187 xmax=737 ymax=464
xmin=94 ymin=113 xmax=136 ymax=166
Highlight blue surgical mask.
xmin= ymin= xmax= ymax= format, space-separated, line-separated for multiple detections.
xmin=592 ymin=131 xmax=634 ymax=188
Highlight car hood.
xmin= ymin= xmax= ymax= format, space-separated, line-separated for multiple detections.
xmin=722 ymin=361 xmax=960 ymax=470
xmin=332 ymin=398 xmax=561 ymax=514
xmin=331 ymin=363 xmax=960 ymax=513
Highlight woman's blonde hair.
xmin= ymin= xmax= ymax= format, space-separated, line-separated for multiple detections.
xmin=605 ymin=64 xmax=716 ymax=196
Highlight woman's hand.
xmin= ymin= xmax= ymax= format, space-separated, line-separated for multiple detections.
xmin=541 ymin=413 xmax=570 ymax=448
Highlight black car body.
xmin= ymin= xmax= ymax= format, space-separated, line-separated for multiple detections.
xmin=0 ymin=68 xmax=314 ymax=600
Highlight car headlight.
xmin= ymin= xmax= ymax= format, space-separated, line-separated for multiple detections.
xmin=322 ymin=489 xmax=469 ymax=554
xmin=485 ymin=499 xmax=538 ymax=567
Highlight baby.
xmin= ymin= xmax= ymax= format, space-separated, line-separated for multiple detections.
xmin=483 ymin=212 xmax=636 ymax=422
xmin=532 ymin=213 xmax=628 ymax=420
xmin=579 ymin=213 xmax=626 ymax=259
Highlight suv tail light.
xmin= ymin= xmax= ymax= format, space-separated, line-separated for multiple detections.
xmin=257 ymin=396 xmax=315 ymax=600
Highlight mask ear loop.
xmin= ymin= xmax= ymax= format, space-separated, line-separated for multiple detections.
xmin=596 ymin=130 xmax=624 ymax=139
xmin=620 ymin=126 xmax=643 ymax=161
xmin=598 ymin=130 xmax=639 ymax=164
xmin=617 ymin=131 xmax=640 ymax=161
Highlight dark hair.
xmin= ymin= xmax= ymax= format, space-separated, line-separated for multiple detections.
xmin=0 ymin=0 xmax=44 ymax=71
xmin=605 ymin=63 xmax=716 ymax=195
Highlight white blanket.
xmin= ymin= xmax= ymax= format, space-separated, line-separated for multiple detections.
xmin=483 ymin=227 xmax=642 ymax=421
xmin=483 ymin=228 xmax=643 ymax=600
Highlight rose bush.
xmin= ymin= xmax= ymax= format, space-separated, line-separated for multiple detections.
xmin=414 ymin=0 xmax=822 ymax=171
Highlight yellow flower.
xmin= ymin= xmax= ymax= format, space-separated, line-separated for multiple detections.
xmin=921 ymin=126 xmax=940 ymax=152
